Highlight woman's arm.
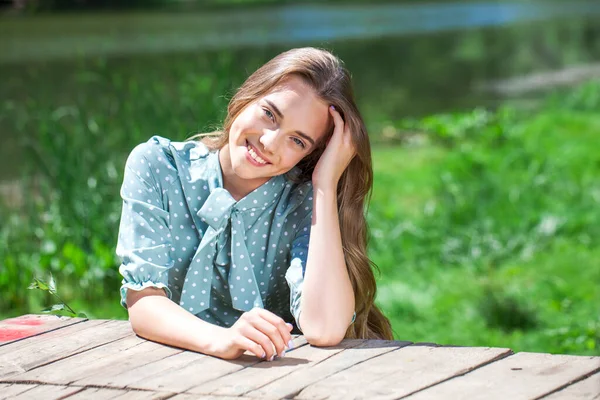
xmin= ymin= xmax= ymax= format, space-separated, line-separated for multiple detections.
xmin=127 ymin=287 xmax=294 ymax=361
xmin=299 ymin=106 xmax=357 ymax=346
xmin=126 ymin=287 xmax=225 ymax=355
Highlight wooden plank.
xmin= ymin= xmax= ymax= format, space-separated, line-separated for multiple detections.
xmin=296 ymin=344 xmax=512 ymax=399
xmin=109 ymin=348 xmax=216 ymax=390
xmin=0 ymin=319 xmax=107 ymax=357
xmin=72 ymin=340 xmax=184 ymax=387
xmin=246 ymin=339 xmax=412 ymax=399
xmin=9 ymin=334 xmax=149 ymax=384
xmin=123 ymin=335 xmax=309 ymax=393
xmin=8 ymin=384 xmax=83 ymax=399
xmin=0 ymin=320 xmax=133 ymax=380
xmin=0 ymin=383 xmax=38 ymax=398
xmin=168 ymin=396 xmax=256 ymax=400
xmin=187 ymin=338 xmax=367 ymax=396
xmin=403 ymin=352 xmax=600 ymax=400
xmin=110 ymin=390 xmax=174 ymax=400
xmin=61 ymin=387 xmax=168 ymax=399
xmin=542 ymin=372 xmax=600 ymax=399
xmin=0 ymin=315 xmax=85 ymax=347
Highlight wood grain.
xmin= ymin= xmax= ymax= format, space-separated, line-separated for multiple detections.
xmin=404 ymin=352 xmax=600 ymax=400
xmin=2 ymin=315 xmax=597 ymax=400
xmin=247 ymin=339 xmax=412 ymax=399
xmin=188 ymin=338 xmax=366 ymax=396
xmin=296 ymin=344 xmax=512 ymax=400
xmin=0 ymin=320 xmax=132 ymax=380
xmin=123 ymin=335 xmax=309 ymax=394
xmin=0 ymin=315 xmax=85 ymax=347
xmin=542 ymin=372 xmax=600 ymax=399
xmin=7 ymin=384 xmax=82 ymax=399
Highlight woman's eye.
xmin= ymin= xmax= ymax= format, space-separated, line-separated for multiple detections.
xmin=263 ymin=108 xmax=275 ymax=122
xmin=292 ymin=137 xmax=306 ymax=149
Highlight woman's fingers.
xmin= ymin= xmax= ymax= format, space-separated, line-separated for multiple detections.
xmin=329 ymin=106 xmax=355 ymax=152
xmin=233 ymin=309 xmax=294 ymax=361
xmin=329 ymin=106 xmax=345 ymax=136
xmin=243 ymin=317 xmax=286 ymax=360
xmin=232 ymin=332 xmax=269 ymax=359
xmin=256 ymin=308 xmax=294 ymax=353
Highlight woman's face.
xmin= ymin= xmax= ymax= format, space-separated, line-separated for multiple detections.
xmin=226 ymin=75 xmax=330 ymax=185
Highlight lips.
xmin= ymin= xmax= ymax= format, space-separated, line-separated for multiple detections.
xmin=246 ymin=141 xmax=271 ymax=165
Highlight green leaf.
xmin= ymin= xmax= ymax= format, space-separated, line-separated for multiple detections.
xmin=41 ymin=303 xmax=66 ymax=313
xmin=48 ymin=273 xmax=57 ymax=294
xmin=77 ymin=312 xmax=88 ymax=318
xmin=28 ymin=277 xmax=49 ymax=291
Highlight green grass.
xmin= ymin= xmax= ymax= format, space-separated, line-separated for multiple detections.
xmin=368 ymin=94 xmax=600 ymax=355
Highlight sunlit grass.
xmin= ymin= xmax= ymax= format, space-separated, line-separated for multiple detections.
xmin=369 ymin=89 xmax=600 ymax=355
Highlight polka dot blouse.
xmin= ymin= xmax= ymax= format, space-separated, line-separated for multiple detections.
xmin=116 ymin=135 xmax=314 ymax=331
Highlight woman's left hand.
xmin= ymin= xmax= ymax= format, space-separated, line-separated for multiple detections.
xmin=312 ymin=106 xmax=356 ymax=191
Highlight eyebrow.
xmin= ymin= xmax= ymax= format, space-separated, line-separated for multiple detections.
xmin=265 ymin=99 xmax=316 ymax=147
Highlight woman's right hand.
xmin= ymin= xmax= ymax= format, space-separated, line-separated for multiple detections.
xmin=212 ymin=308 xmax=294 ymax=361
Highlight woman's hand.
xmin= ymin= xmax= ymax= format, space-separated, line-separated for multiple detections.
xmin=211 ymin=308 xmax=294 ymax=361
xmin=312 ymin=106 xmax=357 ymax=191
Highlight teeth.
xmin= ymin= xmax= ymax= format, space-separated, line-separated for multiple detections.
xmin=247 ymin=145 xmax=267 ymax=164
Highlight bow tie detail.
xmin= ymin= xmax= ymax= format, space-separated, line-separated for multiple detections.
xmin=179 ymin=188 xmax=264 ymax=314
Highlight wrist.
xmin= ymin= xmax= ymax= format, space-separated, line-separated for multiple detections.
xmin=312 ymin=183 xmax=338 ymax=196
xmin=198 ymin=323 xmax=229 ymax=356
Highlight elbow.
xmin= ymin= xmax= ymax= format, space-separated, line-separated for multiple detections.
xmin=302 ymin=325 xmax=346 ymax=347
xmin=298 ymin=312 xmax=350 ymax=347
xmin=306 ymin=335 xmax=344 ymax=347
xmin=304 ymin=331 xmax=345 ymax=347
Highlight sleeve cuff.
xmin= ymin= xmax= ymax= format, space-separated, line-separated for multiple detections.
xmin=120 ymin=281 xmax=172 ymax=308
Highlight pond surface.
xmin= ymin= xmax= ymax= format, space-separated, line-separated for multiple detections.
xmin=2 ymin=1 xmax=600 ymax=180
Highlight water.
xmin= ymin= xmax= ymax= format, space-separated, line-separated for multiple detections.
xmin=3 ymin=2 xmax=600 ymax=62
xmin=1 ymin=1 xmax=600 ymax=181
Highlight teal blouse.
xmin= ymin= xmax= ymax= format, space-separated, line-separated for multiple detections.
xmin=117 ymin=135 xmax=331 ymax=331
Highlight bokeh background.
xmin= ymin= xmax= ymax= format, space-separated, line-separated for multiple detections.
xmin=1 ymin=0 xmax=599 ymax=356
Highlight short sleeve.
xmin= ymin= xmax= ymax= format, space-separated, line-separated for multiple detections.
xmin=116 ymin=141 xmax=174 ymax=308
xmin=284 ymin=212 xmax=358 ymax=333
xmin=284 ymin=212 xmax=310 ymax=331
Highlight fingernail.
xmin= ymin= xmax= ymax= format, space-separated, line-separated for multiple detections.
xmin=288 ymin=340 xmax=295 ymax=349
xmin=269 ymin=354 xmax=275 ymax=362
xmin=280 ymin=350 xmax=286 ymax=358
xmin=261 ymin=352 xmax=266 ymax=359
xmin=330 ymin=105 xmax=336 ymax=110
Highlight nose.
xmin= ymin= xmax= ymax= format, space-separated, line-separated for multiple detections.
xmin=259 ymin=129 xmax=280 ymax=154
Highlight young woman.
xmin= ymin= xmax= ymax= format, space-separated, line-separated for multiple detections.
xmin=117 ymin=47 xmax=393 ymax=362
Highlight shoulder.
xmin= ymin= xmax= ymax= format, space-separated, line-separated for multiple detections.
xmin=279 ymin=176 xmax=313 ymax=224
xmin=125 ymin=135 xmax=213 ymax=180
xmin=126 ymin=135 xmax=176 ymax=169
xmin=127 ymin=135 xmax=211 ymax=163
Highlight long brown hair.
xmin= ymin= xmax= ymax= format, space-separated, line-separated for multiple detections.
xmin=189 ymin=47 xmax=394 ymax=340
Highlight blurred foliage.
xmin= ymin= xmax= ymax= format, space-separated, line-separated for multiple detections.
xmin=369 ymin=80 xmax=600 ymax=355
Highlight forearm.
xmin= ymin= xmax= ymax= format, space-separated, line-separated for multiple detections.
xmin=300 ymin=187 xmax=355 ymax=345
xmin=126 ymin=287 xmax=225 ymax=355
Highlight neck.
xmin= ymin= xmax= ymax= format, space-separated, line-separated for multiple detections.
xmin=218 ymin=144 xmax=269 ymax=201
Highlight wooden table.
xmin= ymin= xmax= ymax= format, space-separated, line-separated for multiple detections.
xmin=0 ymin=315 xmax=598 ymax=399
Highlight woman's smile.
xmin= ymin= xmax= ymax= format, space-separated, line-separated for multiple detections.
xmin=245 ymin=140 xmax=271 ymax=166
xmin=221 ymin=75 xmax=329 ymax=196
